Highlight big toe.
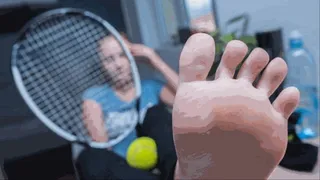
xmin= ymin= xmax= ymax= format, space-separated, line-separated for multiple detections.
xmin=179 ymin=33 xmax=215 ymax=83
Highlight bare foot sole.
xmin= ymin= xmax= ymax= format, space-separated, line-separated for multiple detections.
xmin=173 ymin=33 xmax=300 ymax=179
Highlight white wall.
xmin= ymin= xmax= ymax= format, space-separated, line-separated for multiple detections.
xmin=215 ymin=0 xmax=320 ymax=67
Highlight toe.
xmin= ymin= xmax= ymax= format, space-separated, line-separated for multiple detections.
xmin=257 ymin=57 xmax=288 ymax=97
xmin=236 ymin=48 xmax=269 ymax=83
xmin=179 ymin=33 xmax=216 ymax=83
xmin=273 ymin=87 xmax=300 ymax=119
xmin=215 ymin=40 xmax=248 ymax=79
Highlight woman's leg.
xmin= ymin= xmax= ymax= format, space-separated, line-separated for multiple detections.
xmin=139 ymin=102 xmax=177 ymax=180
xmin=76 ymin=147 xmax=160 ymax=180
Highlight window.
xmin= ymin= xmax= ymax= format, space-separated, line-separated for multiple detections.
xmin=121 ymin=0 xmax=219 ymax=47
xmin=185 ymin=0 xmax=217 ymax=33
xmin=161 ymin=0 xmax=179 ymax=39
xmin=156 ymin=0 xmax=218 ymax=45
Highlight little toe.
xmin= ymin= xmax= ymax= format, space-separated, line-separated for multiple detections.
xmin=237 ymin=48 xmax=269 ymax=83
xmin=273 ymin=87 xmax=300 ymax=119
xmin=215 ymin=40 xmax=248 ymax=80
xmin=257 ymin=57 xmax=288 ymax=97
xmin=179 ymin=33 xmax=216 ymax=83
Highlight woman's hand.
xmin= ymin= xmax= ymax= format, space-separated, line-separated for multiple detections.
xmin=129 ymin=44 xmax=155 ymax=61
xmin=127 ymin=42 xmax=179 ymax=104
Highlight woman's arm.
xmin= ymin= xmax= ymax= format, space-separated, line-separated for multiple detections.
xmin=82 ymin=99 xmax=109 ymax=143
xmin=148 ymin=52 xmax=179 ymax=93
xmin=129 ymin=44 xmax=179 ymax=107
xmin=148 ymin=52 xmax=179 ymax=107
xmin=159 ymin=85 xmax=176 ymax=107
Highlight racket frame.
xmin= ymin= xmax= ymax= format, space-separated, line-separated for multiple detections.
xmin=11 ymin=8 xmax=142 ymax=149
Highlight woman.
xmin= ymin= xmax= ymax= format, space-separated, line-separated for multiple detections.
xmin=78 ymin=35 xmax=179 ymax=180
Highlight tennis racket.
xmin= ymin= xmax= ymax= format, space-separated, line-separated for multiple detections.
xmin=11 ymin=8 xmax=142 ymax=149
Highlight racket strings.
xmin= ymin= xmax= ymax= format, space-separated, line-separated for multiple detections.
xmin=15 ymin=13 xmax=138 ymax=144
xmin=21 ymin=46 xmax=107 ymax=130
xmin=23 ymin=58 xmax=80 ymax=126
xmin=17 ymin=16 xmax=109 ymax=139
xmin=23 ymin=15 xmax=95 ymax=52
xmin=19 ymin=50 xmax=80 ymax=109
xmin=21 ymin=17 xmax=104 ymax=90
xmin=23 ymin=40 xmax=102 ymax=97
xmin=99 ymin=55 xmax=135 ymax=92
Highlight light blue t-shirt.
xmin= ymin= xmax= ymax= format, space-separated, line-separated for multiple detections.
xmin=82 ymin=79 xmax=164 ymax=158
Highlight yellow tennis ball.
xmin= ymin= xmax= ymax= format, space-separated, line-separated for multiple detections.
xmin=126 ymin=137 xmax=158 ymax=170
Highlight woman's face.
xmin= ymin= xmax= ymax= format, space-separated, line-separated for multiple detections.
xmin=99 ymin=36 xmax=133 ymax=89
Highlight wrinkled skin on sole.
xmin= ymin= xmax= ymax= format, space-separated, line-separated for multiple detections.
xmin=172 ymin=33 xmax=300 ymax=179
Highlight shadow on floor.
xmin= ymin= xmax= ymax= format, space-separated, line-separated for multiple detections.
xmin=3 ymin=144 xmax=75 ymax=180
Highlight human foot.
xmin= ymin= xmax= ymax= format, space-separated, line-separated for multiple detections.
xmin=173 ymin=33 xmax=300 ymax=179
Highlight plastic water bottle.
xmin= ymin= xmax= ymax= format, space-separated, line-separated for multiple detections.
xmin=285 ymin=30 xmax=319 ymax=139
